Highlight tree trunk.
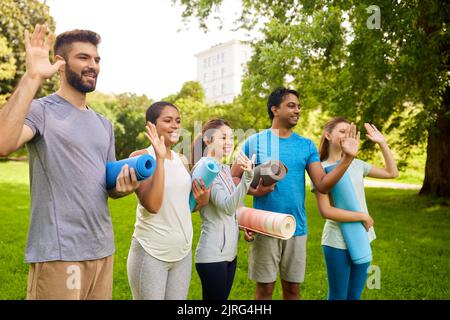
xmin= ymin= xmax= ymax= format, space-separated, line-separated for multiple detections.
xmin=420 ymin=87 xmax=450 ymax=197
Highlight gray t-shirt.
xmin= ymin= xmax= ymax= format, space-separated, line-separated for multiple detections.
xmin=24 ymin=93 xmax=116 ymax=263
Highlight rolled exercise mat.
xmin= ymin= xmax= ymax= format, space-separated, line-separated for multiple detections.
xmin=237 ymin=206 xmax=296 ymax=240
xmin=250 ymin=160 xmax=288 ymax=188
xmin=189 ymin=157 xmax=221 ymax=211
xmin=324 ymin=163 xmax=372 ymax=264
xmin=106 ymin=154 xmax=156 ymax=189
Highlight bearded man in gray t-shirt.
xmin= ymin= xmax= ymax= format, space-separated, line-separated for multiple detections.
xmin=0 ymin=24 xmax=140 ymax=299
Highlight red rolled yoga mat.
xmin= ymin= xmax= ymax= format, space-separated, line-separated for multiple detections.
xmin=237 ymin=206 xmax=296 ymax=240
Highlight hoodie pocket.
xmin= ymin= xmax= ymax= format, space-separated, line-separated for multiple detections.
xmin=220 ymin=224 xmax=226 ymax=252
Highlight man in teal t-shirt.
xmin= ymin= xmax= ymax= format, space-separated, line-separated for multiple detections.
xmin=231 ymin=87 xmax=359 ymax=300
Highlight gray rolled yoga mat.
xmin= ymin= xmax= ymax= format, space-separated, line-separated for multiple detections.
xmin=250 ymin=160 xmax=288 ymax=188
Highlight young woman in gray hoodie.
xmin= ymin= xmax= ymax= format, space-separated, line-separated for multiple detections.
xmin=192 ymin=119 xmax=255 ymax=300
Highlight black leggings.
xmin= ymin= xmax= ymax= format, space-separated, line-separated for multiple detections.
xmin=195 ymin=258 xmax=237 ymax=300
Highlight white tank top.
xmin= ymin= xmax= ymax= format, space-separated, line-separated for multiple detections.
xmin=133 ymin=146 xmax=193 ymax=262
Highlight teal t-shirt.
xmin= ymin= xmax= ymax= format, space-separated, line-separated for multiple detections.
xmin=242 ymin=129 xmax=320 ymax=236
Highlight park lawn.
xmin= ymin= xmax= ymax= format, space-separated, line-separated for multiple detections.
xmin=0 ymin=160 xmax=449 ymax=300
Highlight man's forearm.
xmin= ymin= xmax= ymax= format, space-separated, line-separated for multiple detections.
xmin=0 ymin=73 xmax=41 ymax=154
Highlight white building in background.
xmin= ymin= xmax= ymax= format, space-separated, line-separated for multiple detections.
xmin=195 ymin=40 xmax=252 ymax=104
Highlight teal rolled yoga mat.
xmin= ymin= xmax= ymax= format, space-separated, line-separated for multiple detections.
xmin=106 ymin=154 xmax=156 ymax=189
xmin=324 ymin=163 xmax=372 ymax=264
xmin=189 ymin=157 xmax=220 ymax=211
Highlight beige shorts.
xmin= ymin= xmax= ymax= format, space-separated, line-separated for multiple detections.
xmin=26 ymin=255 xmax=113 ymax=300
xmin=248 ymin=234 xmax=307 ymax=284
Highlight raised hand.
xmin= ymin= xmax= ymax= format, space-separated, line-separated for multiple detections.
xmin=237 ymin=152 xmax=255 ymax=173
xmin=364 ymin=123 xmax=386 ymax=145
xmin=24 ymin=24 xmax=65 ymax=80
xmin=340 ymin=123 xmax=360 ymax=158
xmin=145 ymin=122 xmax=167 ymax=159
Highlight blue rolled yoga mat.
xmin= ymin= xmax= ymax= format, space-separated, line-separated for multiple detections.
xmin=106 ymin=154 xmax=156 ymax=189
xmin=324 ymin=163 xmax=372 ymax=264
xmin=189 ymin=157 xmax=220 ymax=211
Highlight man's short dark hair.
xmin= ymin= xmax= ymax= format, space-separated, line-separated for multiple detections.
xmin=267 ymin=87 xmax=300 ymax=120
xmin=54 ymin=29 xmax=101 ymax=59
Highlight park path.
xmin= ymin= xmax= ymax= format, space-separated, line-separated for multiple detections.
xmin=364 ymin=179 xmax=421 ymax=190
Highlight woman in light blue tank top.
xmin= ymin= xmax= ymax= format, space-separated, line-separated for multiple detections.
xmin=314 ymin=117 xmax=399 ymax=300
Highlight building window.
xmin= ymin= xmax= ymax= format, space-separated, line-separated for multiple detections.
xmin=221 ymin=83 xmax=225 ymax=95
xmin=221 ymin=53 xmax=224 ymax=63
xmin=212 ymin=70 xmax=216 ymax=80
xmin=208 ymin=57 xmax=211 ymax=67
xmin=221 ymin=68 xmax=225 ymax=77
xmin=203 ymin=58 xmax=207 ymax=68
xmin=204 ymin=73 xmax=208 ymax=82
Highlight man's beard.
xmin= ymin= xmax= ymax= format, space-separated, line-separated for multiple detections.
xmin=65 ymin=64 xmax=97 ymax=93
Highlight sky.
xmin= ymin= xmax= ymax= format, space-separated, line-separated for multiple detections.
xmin=45 ymin=0 xmax=251 ymax=100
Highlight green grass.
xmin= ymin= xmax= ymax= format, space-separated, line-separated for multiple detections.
xmin=0 ymin=161 xmax=449 ymax=300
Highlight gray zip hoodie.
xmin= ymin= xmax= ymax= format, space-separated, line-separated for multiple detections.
xmin=195 ymin=164 xmax=254 ymax=263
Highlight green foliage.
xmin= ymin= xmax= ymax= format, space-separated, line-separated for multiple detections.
xmin=235 ymin=0 xmax=450 ymax=147
xmin=172 ymin=81 xmax=269 ymax=130
xmin=165 ymin=80 xmax=206 ymax=103
xmin=0 ymin=35 xmax=16 ymax=105
xmin=0 ymin=0 xmax=58 ymax=99
xmin=87 ymin=92 xmax=152 ymax=160
xmin=175 ymin=0 xmax=226 ymax=31
xmin=174 ymin=0 xmax=450 ymax=192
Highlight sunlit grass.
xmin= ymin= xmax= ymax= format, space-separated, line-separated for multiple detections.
xmin=0 ymin=161 xmax=448 ymax=300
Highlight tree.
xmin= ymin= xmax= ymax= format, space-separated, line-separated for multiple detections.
xmin=0 ymin=0 xmax=57 ymax=100
xmin=175 ymin=0 xmax=450 ymax=197
xmin=87 ymin=92 xmax=152 ymax=160
xmin=164 ymin=80 xmax=206 ymax=103
xmin=0 ymin=36 xmax=16 ymax=105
